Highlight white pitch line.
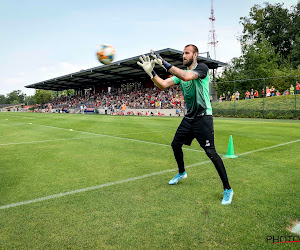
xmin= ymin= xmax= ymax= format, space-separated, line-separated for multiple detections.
xmin=0 ymin=137 xmax=102 ymax=146
xmin=31 ymin=123 xmax=204 ymax=153
xmin=115 ymin=130 xmax=169 ymax=136
xmin=236 ymin=139 xmax=300 ymax=156
xmin=0 ymin=138 xmax=299 ymax=210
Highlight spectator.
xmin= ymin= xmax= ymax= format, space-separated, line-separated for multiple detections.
xmin=296 ymin=81 xmax=300 ymax=94
xmin=219 ymin=95 xmax=223 ymax=102
xmin=122 ymin=103 xmax=126 ymax=115
xmin=270 ymin=86 xmax=275 ymax=97
xmin=290 ymin=84 xmax=295 ymax=95
xmin=283 ymin=89 xmax=289 ymax=95
xmin=250 ymin=89 xmax=255 ymax=99
xmin=266 ymin=87 xmax=271 ymax=97
xmin=226 ymin=91 xmax=231 ymax=101
xmin=111 ymin=104 xmax=115 ymax=115
xmin=231 ymin=93 xmax=235 ymax=101
xmin=235 ymin=91 xmax=240 ymax=101
xmin=245 ymin=90 xmax=250 ymax=100
xmin=261 ymin=88 xmax=265 ymax=98
xmin=254 ymin=90 xmax=259 ymax=98
xmin=219 ymin=93 xmax=226 ymax=102
xmin=276 ymin=90 xmax=281 ymax=96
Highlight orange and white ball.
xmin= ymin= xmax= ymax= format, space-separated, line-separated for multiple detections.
xmin=96 ymin=44 xmax=115 ymax=65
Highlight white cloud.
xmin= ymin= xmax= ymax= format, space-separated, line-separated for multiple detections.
xmin=0 ymin=62 xmax=94 ymax=96
xmin=38 ymin=67 xmax=49 ymax=72
xmin=0 ymin=75 xmax=29 ymax=96
xmin=36 ymin=62 xmax=92 ymax=80
xmin=16 ymin=72 xmax=25 ymax=77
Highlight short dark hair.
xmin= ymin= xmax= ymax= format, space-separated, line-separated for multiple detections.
xmin=185 ymin=44 xmax=199 ymax=54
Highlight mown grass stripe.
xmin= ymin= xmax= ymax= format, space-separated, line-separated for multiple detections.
xmin=0 ymin=160 xmax=211 ymax=210
xmin=1 ymin=138 xmax=299 ymax=210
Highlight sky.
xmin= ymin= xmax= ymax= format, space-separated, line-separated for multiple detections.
xmin=0 ymin=0 xmax=299 ymax=96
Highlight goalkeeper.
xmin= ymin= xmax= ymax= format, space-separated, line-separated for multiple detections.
xmin=137 ymin=44 xmax=233 ymax=205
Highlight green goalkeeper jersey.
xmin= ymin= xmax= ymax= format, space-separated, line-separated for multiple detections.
xmin=171 ymin=63 xmax=212 ymax=118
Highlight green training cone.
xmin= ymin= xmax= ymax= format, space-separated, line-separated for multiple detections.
xmin=224 ymin=135 xmax=238 ymax=158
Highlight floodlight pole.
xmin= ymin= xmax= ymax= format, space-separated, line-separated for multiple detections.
xmin=208 ymin=0 xmax=218 ymax=59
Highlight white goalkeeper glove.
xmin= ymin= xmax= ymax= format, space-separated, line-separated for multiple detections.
xmin=137 ymin=55 xmax=156 ymax=79
xmin=150 ymin=50 xmax=172 ymax=71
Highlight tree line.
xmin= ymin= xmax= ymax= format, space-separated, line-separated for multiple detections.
xmin=0 ymin=90 xmax=35 ymax=106
xmin=215 ymin=2 xmax=300 ymax=96
xmin=0 ymin=90 xmax=69 ymax=106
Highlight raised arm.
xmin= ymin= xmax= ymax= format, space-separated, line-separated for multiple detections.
xmin=152 ymin=75 xmax=175 ymax=90
xmin=168 ymin=66 xmax=200 ymax=82
xmin=151 ymin=50 xmax=208 ymax=81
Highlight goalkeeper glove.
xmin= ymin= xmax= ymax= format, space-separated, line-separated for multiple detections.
xmin=150 ymin=50 xmax=172 ymax=71
xmin=137 ymin=55 xmax=157 ymax=79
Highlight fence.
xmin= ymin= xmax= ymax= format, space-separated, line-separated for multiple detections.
xmin=212 ymin=75 xmax=300 ymax=119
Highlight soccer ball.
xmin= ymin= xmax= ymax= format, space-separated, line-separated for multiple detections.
xmin=96 ymin=44 xmax=115 ymax=65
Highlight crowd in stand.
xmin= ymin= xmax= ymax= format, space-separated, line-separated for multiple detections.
xmin=45 ymin=81 xmax=300 ymax=112
xmin=49 ymin=86 xmax=185 ymax=111
xmin=219 ymin=81 xmax=300 ymax=102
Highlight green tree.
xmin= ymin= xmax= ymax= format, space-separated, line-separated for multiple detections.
xmin=6 ymin=90 xmax=25 ymax=104
xmin=24 ymin=95 xmax=35 ymax=105
xmin=34 ymin=90 xmax=54 ymax=105
xmin=242 ymin=37 xmax=279 ymax=79
xmin=290 ymin=2 xmax=300 ymax=67
xmin=215 ymin=2 xmax=300 ymax=96
xmin=290 ymin=34 xmax=300 ymax=68
xmin=240 ymin=3 xmax=294 ymax=64
xmin=0 ymin=95 xmax=6 ymax=104
xmin=215 ymin=38 xmax=279 ymax=96
xmin=54 ymin=89 xmax=75 ymax=98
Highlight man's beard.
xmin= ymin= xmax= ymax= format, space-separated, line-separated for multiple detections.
xmin=183 ymin=58 xmax=193 ymax=67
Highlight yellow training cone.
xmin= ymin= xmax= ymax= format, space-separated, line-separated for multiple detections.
xmin=224 ymin=135 xmax=238 ymax=158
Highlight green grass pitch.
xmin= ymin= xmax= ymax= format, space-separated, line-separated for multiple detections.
xmin=0 ymin=112 xmax=299 ymax=249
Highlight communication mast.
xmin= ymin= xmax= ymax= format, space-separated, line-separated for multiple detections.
xmin=208 ymin=0 xmax=218 ymax=60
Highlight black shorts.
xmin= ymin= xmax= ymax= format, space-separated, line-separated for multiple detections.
xmin=172 ymin=115 xmax=215 ymax=149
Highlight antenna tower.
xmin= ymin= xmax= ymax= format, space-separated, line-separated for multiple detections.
xmin=208 ymin=0 xmax=218 ymax=59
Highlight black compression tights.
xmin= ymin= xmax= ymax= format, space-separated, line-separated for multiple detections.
xmin=171 ymin=143 xmax=231 ymax=190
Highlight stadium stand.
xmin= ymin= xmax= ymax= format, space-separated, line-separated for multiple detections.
xmin=24 ymin=48 xmax=226 ymax=115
